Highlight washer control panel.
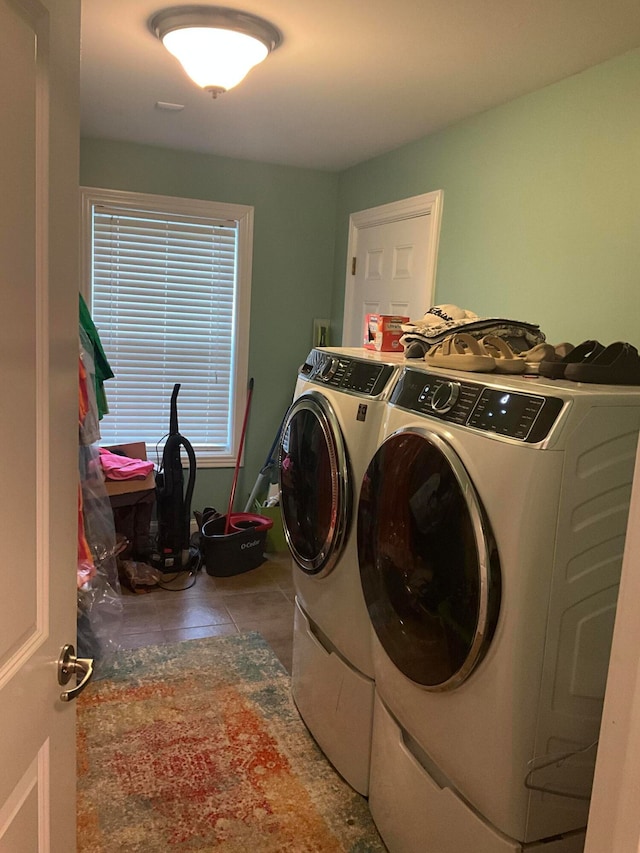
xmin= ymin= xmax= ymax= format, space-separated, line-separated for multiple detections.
xmin=429 ymin=381 xmax=460 ymax=413
xmin=391 ymin=368 xmax=564 ymax=442
xmin=299 ymin=349 xmax=396 ymax=397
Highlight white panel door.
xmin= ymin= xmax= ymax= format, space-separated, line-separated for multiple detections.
xmin=342 ymin=191 xmax=443 ymax=347
xmin=0 ymin=0 xmax=80 ymax=850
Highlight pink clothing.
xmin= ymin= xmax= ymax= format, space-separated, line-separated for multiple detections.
xmin=99 ymin=447 xmax=154 ymax=481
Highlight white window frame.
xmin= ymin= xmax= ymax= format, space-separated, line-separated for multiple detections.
xmin=80 ymin=186 xmax=254 ymax=468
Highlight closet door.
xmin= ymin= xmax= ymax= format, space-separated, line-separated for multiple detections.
xmin=0 ymin=1 xmax=80 ymax=850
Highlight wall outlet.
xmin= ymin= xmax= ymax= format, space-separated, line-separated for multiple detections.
xmin=313 ymin=318 xmax=330 ymax=347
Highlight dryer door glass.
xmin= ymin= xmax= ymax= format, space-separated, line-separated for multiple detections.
xmin=279 ymin=393 xmax=351 ymax=576
xmin=358 ymin=429 xmax=500 ymax=689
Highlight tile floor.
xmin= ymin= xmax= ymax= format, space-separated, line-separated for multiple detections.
xmin=119 ymin=551 xmax=295 ymax=673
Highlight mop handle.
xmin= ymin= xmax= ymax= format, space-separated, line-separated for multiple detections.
xmin=225 ymin=378 xmax=254 ymax=535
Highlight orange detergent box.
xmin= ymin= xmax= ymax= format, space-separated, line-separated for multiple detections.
xmin=363 ymin=313 xmax=410 ymax=351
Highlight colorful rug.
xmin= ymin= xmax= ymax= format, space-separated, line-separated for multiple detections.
xmin=77 ymin=633 xmax=386 ymax=852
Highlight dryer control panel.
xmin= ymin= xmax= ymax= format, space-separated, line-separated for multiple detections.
xmin=391 ymin=368 xmax=564 ymax=442
xmin=299 ymin=350 xmax=394 ymax=397
xmin=299 ymin=350 xmax=396 ymax=397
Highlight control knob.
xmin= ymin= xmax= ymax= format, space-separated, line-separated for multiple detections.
xmin=431 ymin=381 xmax=460 ymax=413
xmin=319 ymin=357 xmax=339 ymax=382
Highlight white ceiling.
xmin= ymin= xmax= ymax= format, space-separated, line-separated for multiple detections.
xmin=80 ymin=0 xmax=640 ymax=172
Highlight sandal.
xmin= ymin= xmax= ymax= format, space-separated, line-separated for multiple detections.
xmin=480 ymin=335 xmax=526 ymax=374
xmin=538 ymin=340 xmax=602 ymax=379
xmin=518 ymin=342 xmax=574 ymax=375
xmin=425 ymin=333 xmax=495 ymax=372
xmin=564 ymin=342 xmax=640 ymax=385
xmin=516 ymin=343 xmax=557 ymax=375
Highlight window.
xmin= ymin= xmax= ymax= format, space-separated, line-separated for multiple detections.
xmin=81 ymin=187 xmax=254 ymax=466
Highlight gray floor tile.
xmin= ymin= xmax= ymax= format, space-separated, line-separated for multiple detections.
xmin=117 ymin=555 xmax=294 ymax=673
xmin=223 ymin=590 xmax=294 ymax=624
xmin=209 ymin=564 xmax=284 ymax=595
xmin=163 ymin=623 xmax=239 ymax=643
xmin=120 ymin=630 xmax=165 ymax=649
xmin=120 ymin=610 xmax=163 ymax=635
xmin=156 ymin=600 xmax=234 ymax=630
xmin=230 ymin=611 xmax=294 ymax=639
xmin=121 ymin=592 xmax=158 ymax=610
xmin=266 ymin=562 xmax=295 ymax=592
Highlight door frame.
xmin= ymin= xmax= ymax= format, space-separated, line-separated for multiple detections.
xmin=342 ymin=190 xmax=444 ymax=346
xmin=584 ymin=439 xmax=640 ymax=852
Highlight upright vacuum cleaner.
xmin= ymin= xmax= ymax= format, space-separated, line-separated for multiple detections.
xmin=151 ymin=383 xmax=197 ymax=572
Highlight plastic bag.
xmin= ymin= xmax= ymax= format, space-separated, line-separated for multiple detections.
xmin=77 ymin=443 xmax=123 ymax=674
xmin=118 ymin=559 xmax=161 ymax=593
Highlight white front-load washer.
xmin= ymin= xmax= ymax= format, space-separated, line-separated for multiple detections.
xmin=278 ymin=346 xmax=404 ymax=795
xmin=357 ymin=364 xmax=640 ymax=852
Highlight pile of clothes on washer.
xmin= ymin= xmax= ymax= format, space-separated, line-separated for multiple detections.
xmin=400 ymin=304 xmax=640 ymax=383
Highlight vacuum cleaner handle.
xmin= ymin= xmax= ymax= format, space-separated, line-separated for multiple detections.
xmin=169 ymin=383 xmax=181 ymax=435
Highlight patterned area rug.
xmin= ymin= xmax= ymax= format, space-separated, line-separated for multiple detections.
xmin=77 ymin=633 xmax=386 ymax=852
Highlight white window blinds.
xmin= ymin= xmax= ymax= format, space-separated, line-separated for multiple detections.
xmin=83 ymin=189 xmax=253 ymax=464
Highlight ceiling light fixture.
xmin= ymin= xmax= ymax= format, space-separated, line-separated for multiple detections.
xmin=150 ymin=5 xmax=282 ymax=98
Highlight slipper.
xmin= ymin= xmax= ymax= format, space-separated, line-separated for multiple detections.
xmin=516 ymin=343 xmax=557 ymax=375
xmin=404 ymin=341 xmax=429 ymax=359
xmin=554 ymin=342 xmax=575 ymax=359
xmin=564 ymin=341 xmax=640 ymax=385
xmin=538 ymin=339 xmax=603 ymax=379
xmin=480 ymin=335 xmax=526 ymax=374
xmin=425 ymin=333 xmax=495 ymax=372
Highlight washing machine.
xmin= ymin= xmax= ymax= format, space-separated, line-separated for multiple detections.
xmin=278 ymin=346 xmax=404 ymax=795
xmin=357 ymin=364 xmax=640 ymax=852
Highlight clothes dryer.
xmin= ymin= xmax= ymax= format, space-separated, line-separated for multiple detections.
xmin=279 ymin=346 xmax=404 ymax=795
xmin=357 ymin=364 xmax=640 ymax=852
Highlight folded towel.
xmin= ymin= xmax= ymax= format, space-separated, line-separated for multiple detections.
xmin=99 ymin=447 xmax=154 ymax=481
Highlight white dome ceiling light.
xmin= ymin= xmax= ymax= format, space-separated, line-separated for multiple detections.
xmin=150 ymin=5 xmax=282 ymax=98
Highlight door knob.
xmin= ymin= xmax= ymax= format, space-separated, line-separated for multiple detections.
xmin=57 ymin=644 xmax=94 ymax=702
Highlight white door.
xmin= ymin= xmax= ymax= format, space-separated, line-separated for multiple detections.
xmin=0 ymin=0 xmax=80 ymax=850
xmin=342 ymin=191 xmax=443 ymax=347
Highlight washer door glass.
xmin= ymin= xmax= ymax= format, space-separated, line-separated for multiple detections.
xmin=358 ymin=428 xmax=501 ymax=690
xmin=279 ymin=392 xmax=351 ymax=576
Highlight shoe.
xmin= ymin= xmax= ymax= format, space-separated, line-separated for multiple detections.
xmin=404 ymin=341 xmax=428 ymax=359
xmin=480 ymin=335 xmax=526 ymax=374
xmin=194 ymin=506 xmax=221 ymax=532
xmin=516 ymin=343 xmax=557 ymax=375
xmin=539 ymin=340 xmax=603 ymax=379
xmin=554 ymin=342 xmax=575 ymax=359
xmin=425 ymin=333 xmax=495 ymax=372
xmin=564 ymin=342 xmax=640 ymax=385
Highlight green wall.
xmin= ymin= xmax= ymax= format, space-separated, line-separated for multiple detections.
xmin=333 ymin=48 xmax=640 ymax=347
xmin=80 ymin=140 xmax=338 ymax=511
xmin=82 ymin=46 xmax=640 ymax=511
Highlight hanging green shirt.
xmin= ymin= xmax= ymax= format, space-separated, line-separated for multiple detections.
xmin=79 ymin=293 xmax=114 ymax=419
